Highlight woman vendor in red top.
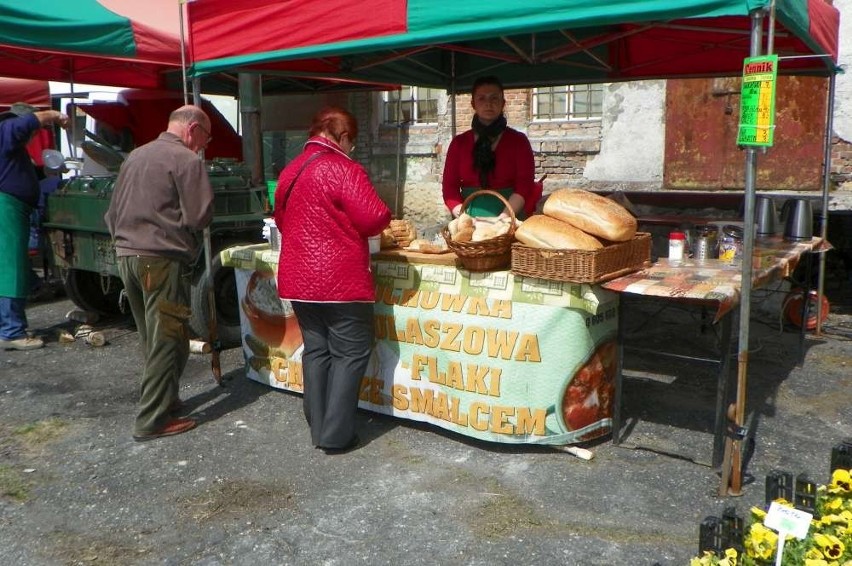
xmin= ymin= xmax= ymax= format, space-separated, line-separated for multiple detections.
xmin=442 ymin=76 xmax=539 ymax=219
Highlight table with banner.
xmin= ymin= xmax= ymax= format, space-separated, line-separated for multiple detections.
xmin=601 ymin=236 xmax=828 ymax=468
xmin=221 ymin=244 xmax=620 ymax=447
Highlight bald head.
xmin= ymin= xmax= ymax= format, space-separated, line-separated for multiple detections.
xmin=167 ymin=104 xmax=212 ymax=152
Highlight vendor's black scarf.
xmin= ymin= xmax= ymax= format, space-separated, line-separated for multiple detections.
xmin=471 ymin=114 xmax=507 ymax=188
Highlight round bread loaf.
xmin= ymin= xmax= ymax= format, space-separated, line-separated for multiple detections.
xmin=543 ymin=189 xmax=637 ymax=242
xmin=515 ymin=215 xmax=603 ymax=250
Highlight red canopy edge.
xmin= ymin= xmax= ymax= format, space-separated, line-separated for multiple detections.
xmin=187 ymin=0 xmax=407 ymax=64
xmin=807 ymin=0 xmax=840 ymax=63
xmin=0 ymin=78 xmax=51 ymax=109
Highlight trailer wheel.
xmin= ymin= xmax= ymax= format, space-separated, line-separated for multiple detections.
xmin=63 ymin=269 xmax=124 ymax=316
xmin=189 ymin=248 xmax=242 ymax=350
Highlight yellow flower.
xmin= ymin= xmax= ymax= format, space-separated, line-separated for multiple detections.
xmin=828 ymin=469 xmax=851 ymax=493
xmin=804 ymin=560 xmax=830 ymax=566
xmin=813 ymin=532 xmax=845 ymax=559
xmin=745 ymin=523 xmax=778 ymax=560
xmin=806 ymin=546 xmax=826 ymax=559
xmin=689 ymin=550 xmax=715 ymax=565
xmin=825 ymin=497 xmax=845 ymax=512
xmin=721 ymin=548 xmax=738 ymax=566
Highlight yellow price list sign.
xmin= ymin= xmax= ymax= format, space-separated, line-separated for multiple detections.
xmin=737 ymin=54 xmax=778 ymax=147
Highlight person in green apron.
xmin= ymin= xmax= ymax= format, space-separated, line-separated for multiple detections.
xmin=0 ymin=103 xmax=69 ymax=351
xmin=442 ymin=76 xmax=541 ymax=220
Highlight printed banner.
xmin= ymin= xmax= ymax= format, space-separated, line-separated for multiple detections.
xmin=228 ymin=248 xmax=620 ymax=446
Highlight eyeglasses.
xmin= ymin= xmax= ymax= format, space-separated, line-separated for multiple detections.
xmin=193 ymin=122 xmax=213 ymax=145
xmin=341 ymin=133 xmax=356 ymax=155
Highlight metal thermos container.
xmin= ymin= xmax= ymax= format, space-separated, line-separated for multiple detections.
xmin=782 ymin=198 xmax=813 ymax=241
xmin=755 ymin=196 xmax=778 ymax=236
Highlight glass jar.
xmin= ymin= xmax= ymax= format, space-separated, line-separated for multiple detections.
xmin=719 ymin=225 xmax=743 ymax=263
xmin=668 ymin=231 xmax=686 ymax=263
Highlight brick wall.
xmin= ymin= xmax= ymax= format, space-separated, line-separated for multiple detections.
xmin=831 ymin=136 xmax=852 ymax=188
xmin=347 ymin=86 xmax=850 ymax=230
xmin=348 ymin=88 xmax=608 ymax=228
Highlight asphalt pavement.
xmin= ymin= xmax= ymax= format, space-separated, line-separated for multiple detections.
xmin=0 ymin=290 xmax=850 ymax=565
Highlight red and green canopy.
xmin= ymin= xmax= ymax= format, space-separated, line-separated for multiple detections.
xmin=188 ymin=0 xmax=839 ymax=89
xmin=0 ymin=0 xmax=181 ymax=89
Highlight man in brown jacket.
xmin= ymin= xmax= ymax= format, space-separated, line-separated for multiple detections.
xmin=105 ymin=105 xmax=214 ymax=441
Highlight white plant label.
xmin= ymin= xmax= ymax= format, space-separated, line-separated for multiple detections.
xmin=764 ymin=501 xmax=812 ymax=540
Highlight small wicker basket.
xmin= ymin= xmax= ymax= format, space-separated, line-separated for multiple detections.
xmin=511 ymin=232 xmax=652 ymax=283
xmin=441 ymin=190 xmax=517 ymax=272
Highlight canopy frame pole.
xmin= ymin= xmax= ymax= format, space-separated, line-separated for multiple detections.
xmin=766 ymin=0 xmax=776 ymax=56
xmin=178 ymin=0 xmax=190 ymax=105
xmin=725 ymin=8 xmax=765 ymax=498
xmin=816 ymin=72 xmax=837 ymax=335
xmin=65 ymin=70 xmax=77 ymax=161
xmin=395 ymin=93 xmax=403 ymax=217
xmin=450 ymin=51 xmax=457 ymax=137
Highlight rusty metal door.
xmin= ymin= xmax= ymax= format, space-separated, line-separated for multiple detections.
xmin=664 ymin=77 xmax=828 ymax=191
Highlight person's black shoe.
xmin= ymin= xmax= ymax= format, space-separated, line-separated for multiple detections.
xmin=321 ymin=435 xmax=360 ymax=455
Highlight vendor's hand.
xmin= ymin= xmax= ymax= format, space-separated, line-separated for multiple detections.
xmin=452 ymin=204 xmax=462 ymax=218
xmin=35 ymin=110 xmax=69 ymax=129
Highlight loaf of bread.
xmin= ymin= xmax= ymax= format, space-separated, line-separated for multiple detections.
xmin=515 ymin=215 xmax=603 ymax=250
xmin=407 ymin=239 xmax=448 ymax=253
xmin=543 ymin=189 xmax=637 ymax=242
xmin=388 ymin=219 xmax=417 ymax=248
xmin=471 ymin=217 xmax=513 ymax=242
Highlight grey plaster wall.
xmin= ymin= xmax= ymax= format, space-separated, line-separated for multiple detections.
xmin=583 ymin=80 xmax=666 ymax=185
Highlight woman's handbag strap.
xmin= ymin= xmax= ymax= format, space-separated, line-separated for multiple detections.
xmin=278 ymin=151 xmax=327 ymax=213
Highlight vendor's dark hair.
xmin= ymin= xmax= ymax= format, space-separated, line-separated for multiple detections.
xmin=471 ymin=76 xmax=504 ymax=96
xmin=310 ymin=106 xmax=358 ymax=144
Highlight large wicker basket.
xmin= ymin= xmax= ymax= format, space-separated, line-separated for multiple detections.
xmin=441 ymin=190 xmax=517 ymax=272
xmin=511 ymin=232 xmax=652 ymax=283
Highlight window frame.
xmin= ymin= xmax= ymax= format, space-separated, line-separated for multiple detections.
xmin=532 ymin=84 xmax=604 ymax=122
xmin=382 ymin=86 xmax=441 ymax=125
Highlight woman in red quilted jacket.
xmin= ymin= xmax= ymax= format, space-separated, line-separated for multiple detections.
xmin=274 ymin=107 xmax=391 ymax=453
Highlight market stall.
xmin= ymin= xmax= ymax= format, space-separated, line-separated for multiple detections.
xmin=222 ymin=244 xmax=619 ymax=446
xmin=189 ymin=0 xmax=841 ymax=491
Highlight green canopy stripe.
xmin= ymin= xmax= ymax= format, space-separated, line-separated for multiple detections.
xmin=0 ymin=0 xmax=137 ymax=57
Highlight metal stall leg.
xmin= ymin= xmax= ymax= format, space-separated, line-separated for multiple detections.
xmin=712 ymin=310 xmax=736 ymax=469
xmin=797 ymin=251 xmax=814 ymax=366
xmin=612 ymin=296 xmax=626 ymax=445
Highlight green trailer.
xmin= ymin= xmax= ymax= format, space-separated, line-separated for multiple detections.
xmin=43 ymin=146 xmax=267 ymax=349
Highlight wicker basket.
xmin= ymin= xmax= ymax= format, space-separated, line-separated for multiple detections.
xmin=511 ymin=232 xmax=652 ymax=283
xmin=441 ymin=190 xmax=517 ymax=272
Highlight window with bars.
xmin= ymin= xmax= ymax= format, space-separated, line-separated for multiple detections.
xmin=382 ymin=86 xmax=440 ymax=124
xmin=532 ymin=84 xmax=604 ymax=121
